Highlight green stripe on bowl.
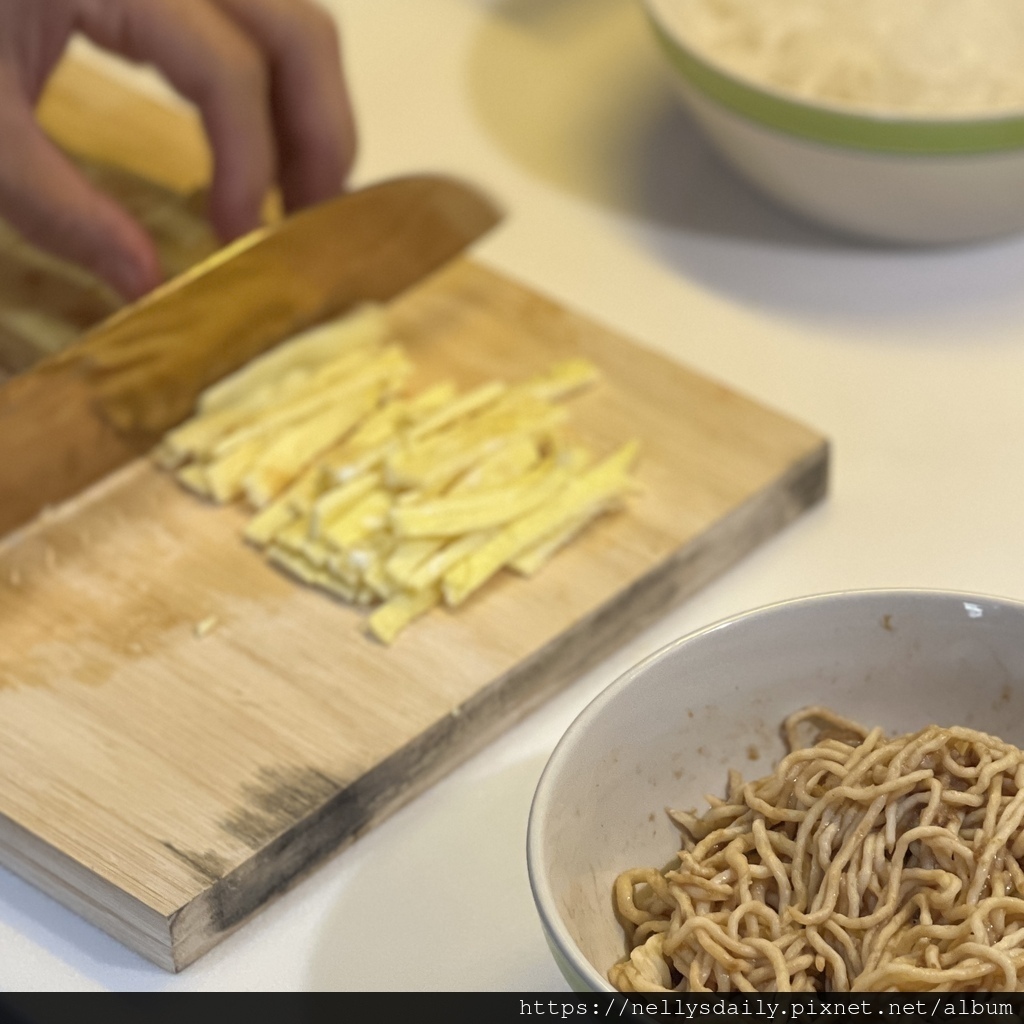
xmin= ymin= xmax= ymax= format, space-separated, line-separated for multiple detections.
xmin=648 ymin=14 xmax=1024 ymax=155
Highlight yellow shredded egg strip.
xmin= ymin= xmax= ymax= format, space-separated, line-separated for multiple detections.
xmin=161 ymin=303 xmax=640 ymax=643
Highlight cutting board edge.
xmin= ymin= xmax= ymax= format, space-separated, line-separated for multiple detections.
xmin=163 ymin=438 xmax=829 ymax=971
xmin=0 ymin=811 xmax=175 ymax=971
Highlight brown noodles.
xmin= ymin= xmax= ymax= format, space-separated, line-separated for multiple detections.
xmin=610 ymin=707 xmax=1024 ymax=992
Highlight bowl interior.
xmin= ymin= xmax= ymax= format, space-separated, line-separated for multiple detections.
xmin=642 ymin=0 xmax=1024 ymax=154
xmin=528 ymin=590 xmax=1024 ymax=990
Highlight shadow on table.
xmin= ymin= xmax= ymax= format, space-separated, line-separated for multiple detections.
xmin=305 ymin=753 xmax=561 ymax=992
xmin=466 ymin=0 xmax=1024 ymax=325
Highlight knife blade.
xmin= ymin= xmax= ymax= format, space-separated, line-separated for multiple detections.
xmin=0 ymin=174 xmax=501 ymax=538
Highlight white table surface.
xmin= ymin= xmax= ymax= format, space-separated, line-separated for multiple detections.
xmin=7 ymin=0 xmax=1024 ymax=993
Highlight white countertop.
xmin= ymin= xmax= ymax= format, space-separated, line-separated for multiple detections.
xmin=6 ymin=0 xmax=1024 ymax=992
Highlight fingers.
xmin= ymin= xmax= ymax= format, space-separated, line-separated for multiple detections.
xmin=213 ymin=0 xmax=357 ymax=211
xmin=79 ymin=0 xmax=355 ymax=236
xmin=0 ymin=98 xmax=162 ymax=298
xmin=0 ymin=0 xmax=76 ymax=100
xmin=0 ymin=0 xmax=356 ymax=300
xmin=0 ymin=0 xmax=160 ymax=296
xmin=78 ymin=0 xmax=278 ymax=242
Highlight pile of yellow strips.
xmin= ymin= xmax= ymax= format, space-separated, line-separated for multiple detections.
xmin=157 ymin=305 xmax=638 ymax=643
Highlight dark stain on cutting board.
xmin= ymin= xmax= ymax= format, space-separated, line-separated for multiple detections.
xmin=220 ymin=766 xmax=343 ymax=851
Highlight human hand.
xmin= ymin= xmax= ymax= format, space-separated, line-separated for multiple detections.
xmin=0 ymin=0 xmax=357 ymax=299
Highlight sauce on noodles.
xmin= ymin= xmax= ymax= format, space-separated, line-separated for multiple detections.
xmin=610 ymin=707 xmax=1024 ymax=992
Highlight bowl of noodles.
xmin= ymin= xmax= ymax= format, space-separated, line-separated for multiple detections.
xmin=643 ymin=0 xmax=1024 ymax=244
xmin=527 ymin=588 xmax=1024 ymax=992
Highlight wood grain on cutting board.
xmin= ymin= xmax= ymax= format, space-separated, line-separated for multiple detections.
xmin=0 ymin=56 xmax=829 ymax=970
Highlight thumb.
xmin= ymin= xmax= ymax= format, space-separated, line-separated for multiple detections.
xmin=0 ymin=106 xmax=163 ymax=300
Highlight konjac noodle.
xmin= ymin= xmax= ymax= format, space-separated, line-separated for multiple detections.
xmin=610 ymin=707 xmax=1024 ymax=992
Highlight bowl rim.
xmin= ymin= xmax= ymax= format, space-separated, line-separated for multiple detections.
xmin=642 ymin=0 xmax=1024 ymax=155
xmin=526 ymin=586 xmax=1024 ymax=992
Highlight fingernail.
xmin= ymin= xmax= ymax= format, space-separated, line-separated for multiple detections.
xmin=104 ymin=252 xmax=162 ymax=302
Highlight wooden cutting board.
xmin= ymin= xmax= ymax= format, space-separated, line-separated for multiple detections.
xmin=0 ymin=57 xmax=829 ymax=971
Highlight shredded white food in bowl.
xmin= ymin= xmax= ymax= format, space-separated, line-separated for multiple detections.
xmin=660 ymin=0 xmax=1024 ymax=116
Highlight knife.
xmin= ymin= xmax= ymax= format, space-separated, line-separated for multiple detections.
xmin=0 ymin=174 xmax=502 ymax=538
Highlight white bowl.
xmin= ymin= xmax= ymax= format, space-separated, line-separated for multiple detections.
xmin=527 ymin=589 xmax=1024 ymax=991
xmin=642 ymin=0 xmax=1024 ymax=245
